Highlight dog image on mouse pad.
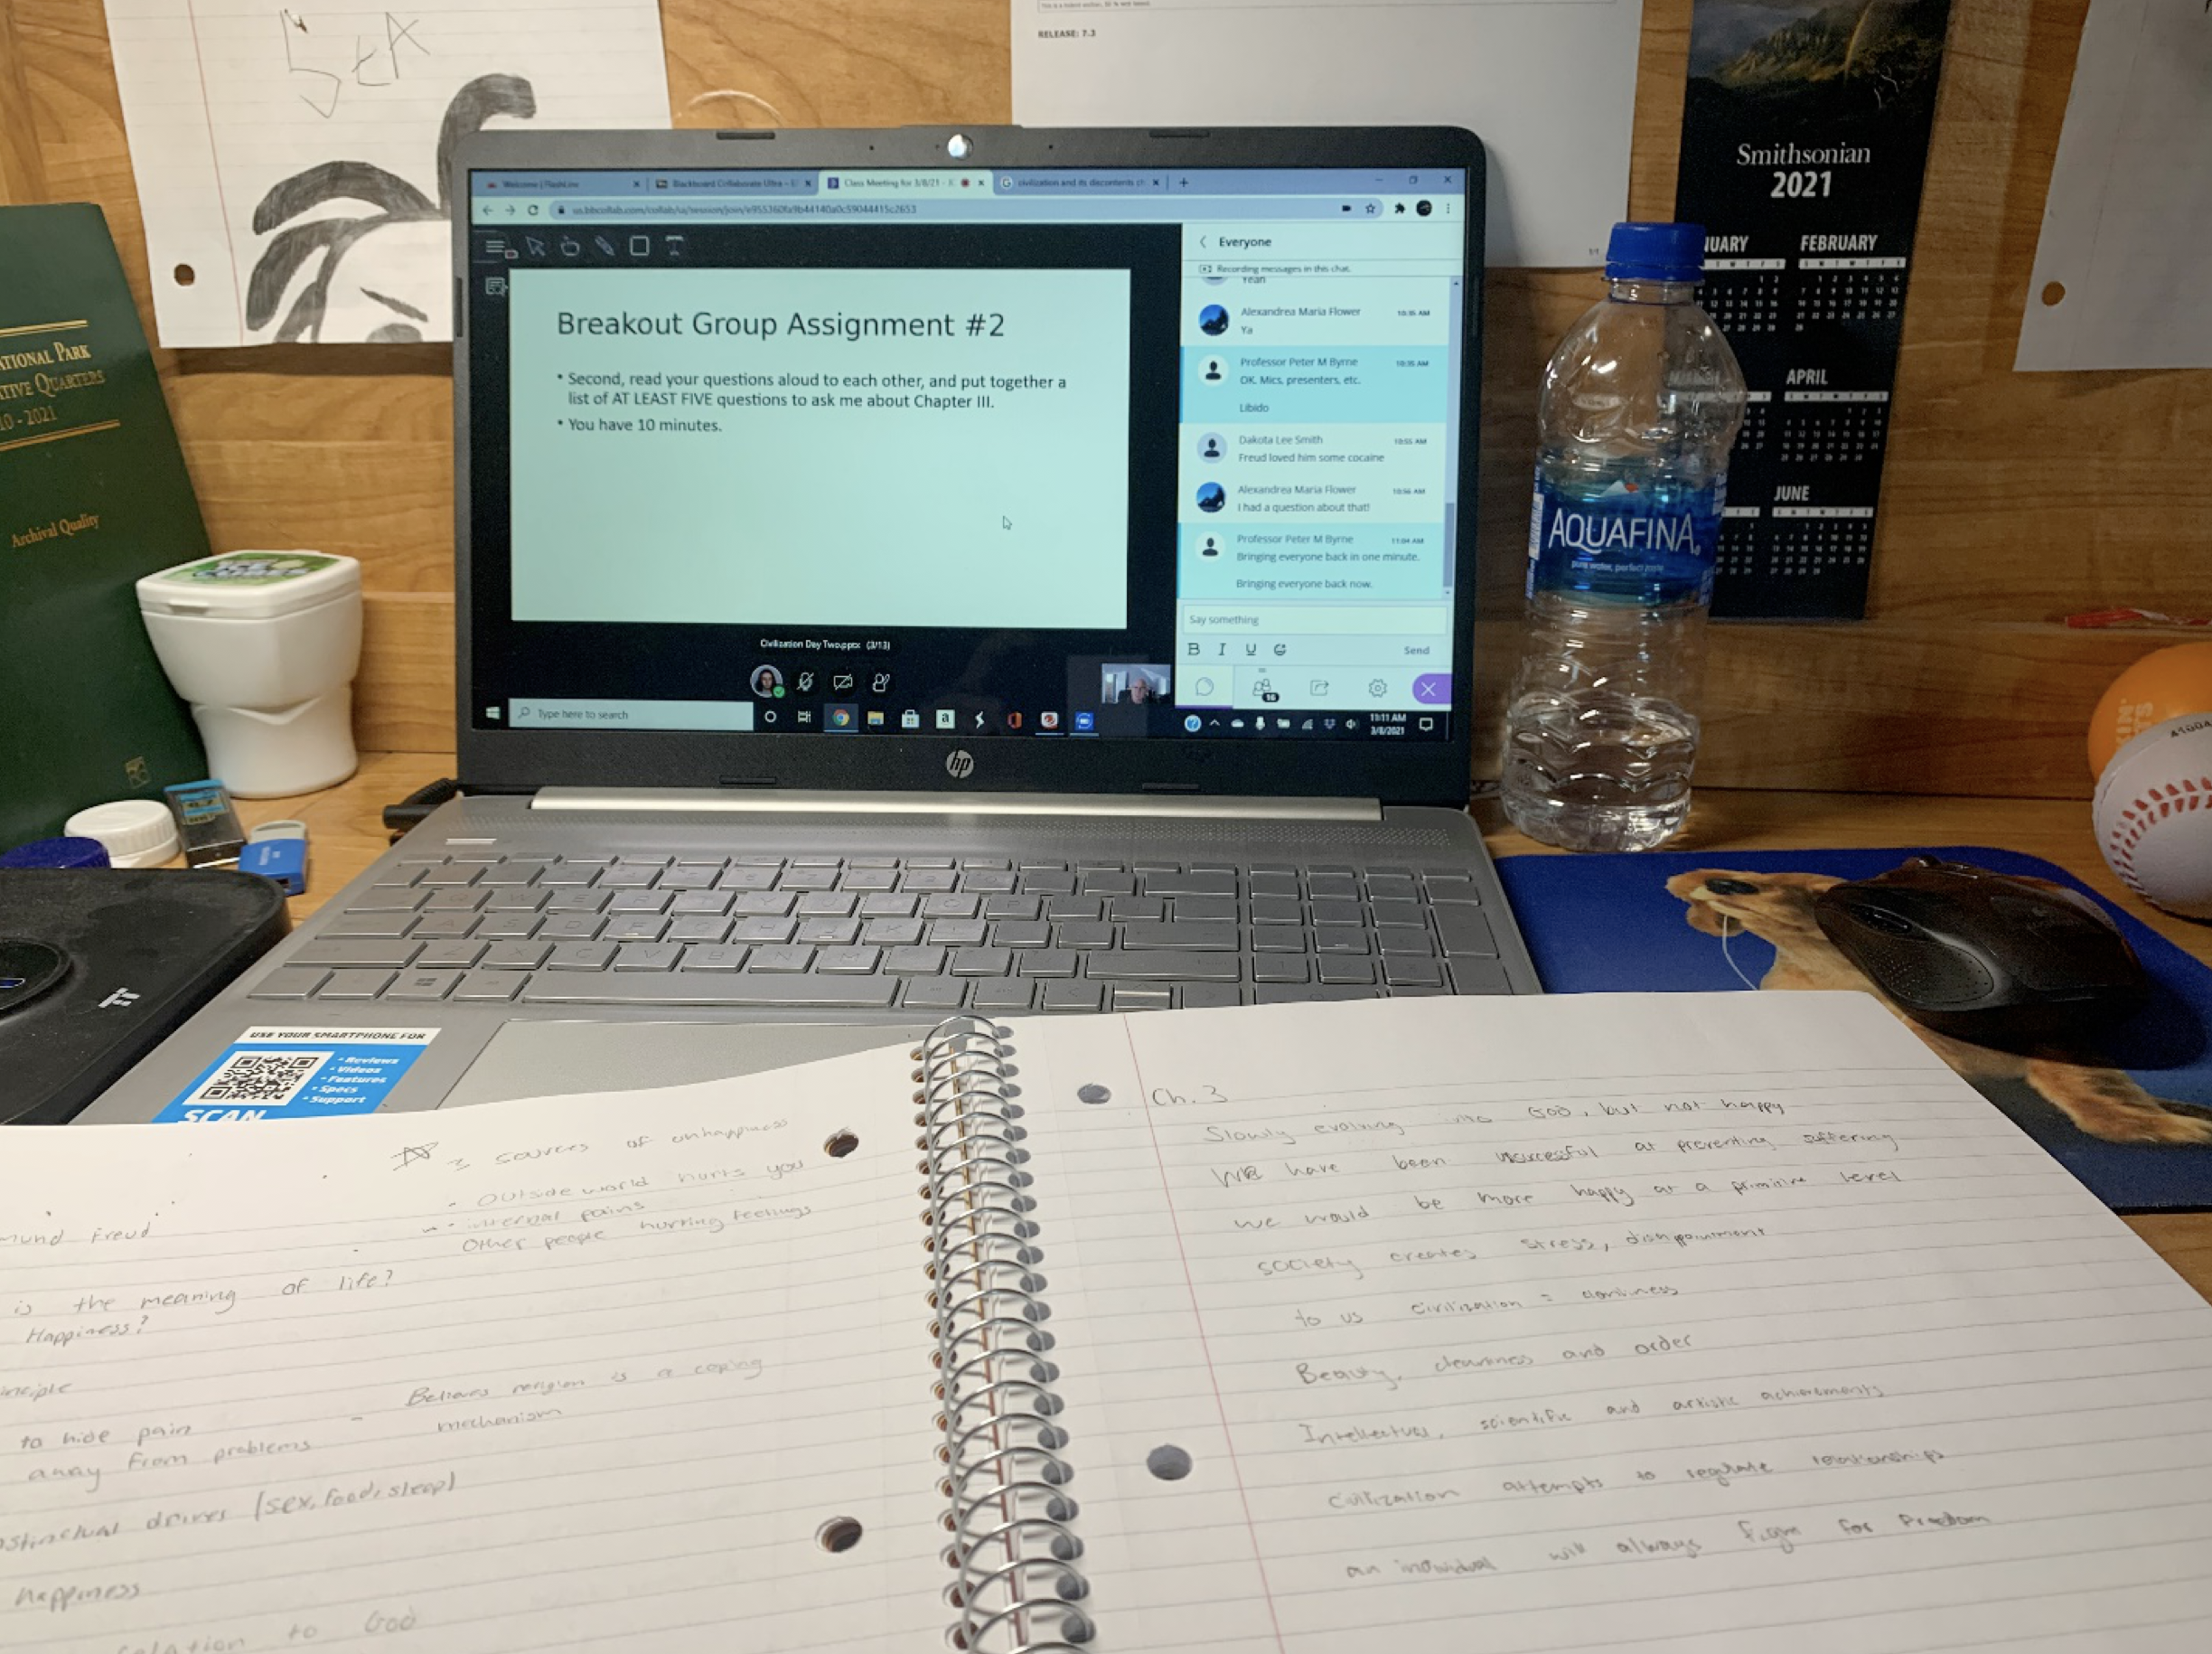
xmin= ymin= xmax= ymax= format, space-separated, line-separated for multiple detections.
xmin=1667 ymin=865 xmax=2206 ymax=1148
xmin=1495 ymin=848 xmax=2212 ymax=1211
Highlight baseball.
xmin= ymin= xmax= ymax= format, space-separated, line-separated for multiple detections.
xmin=2093 ymin=713 xmax=2212 ymax=918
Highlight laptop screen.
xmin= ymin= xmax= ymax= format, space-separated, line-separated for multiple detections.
xmin=462 ymin=160 xmax=1469 ymax=755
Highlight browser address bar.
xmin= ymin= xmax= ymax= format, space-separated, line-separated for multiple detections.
xmin=547 ymin=201 xmax=921 ymax=220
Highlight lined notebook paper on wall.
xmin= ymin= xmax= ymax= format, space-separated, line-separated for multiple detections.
xmin=5 ymin=993 xmax=2209 ymax=1650
xmin=102 ymin=0 xmax=670 ymax=346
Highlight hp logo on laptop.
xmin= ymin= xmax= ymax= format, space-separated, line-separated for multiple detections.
xmin=944 ymin=749 xmax=976 ymax=781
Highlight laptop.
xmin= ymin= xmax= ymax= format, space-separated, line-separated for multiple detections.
xmin=85 ymin=124 xmax=1540 ymax=1123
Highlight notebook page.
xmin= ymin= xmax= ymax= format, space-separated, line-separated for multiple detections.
xmin=0 ymin=1046 xmax=947 ymax=1652
xmin=102 ymin=0 xmax=670 ymax=346
xmin=1014 ymin=993 xmax=2212 ymax=1652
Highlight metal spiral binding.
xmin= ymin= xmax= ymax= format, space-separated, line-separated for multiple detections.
xmin=919 ymin=1016 xmax=1093 ymax=1652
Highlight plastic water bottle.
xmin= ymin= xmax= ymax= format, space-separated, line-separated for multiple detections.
xmin=1500 ymin=221 xmax=1747 ymax=852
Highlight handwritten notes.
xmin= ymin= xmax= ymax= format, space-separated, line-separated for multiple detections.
xmin=1019 ymin=993 xmax=2212 ymax=1650
xmin=101 ymin=0 xmax=670 ymax=346
xmin=10 ymin=992 xmax=2211 ymax=1651
xmin=0 ymin=1048 xmax=944 ymax=1651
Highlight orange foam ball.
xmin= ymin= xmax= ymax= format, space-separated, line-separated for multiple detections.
xmin=2089 ymin=641 xmax=2212 ymax=780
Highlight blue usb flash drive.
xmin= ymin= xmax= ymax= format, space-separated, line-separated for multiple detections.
xmin=239 ymin=819 xmax=309 ymax=897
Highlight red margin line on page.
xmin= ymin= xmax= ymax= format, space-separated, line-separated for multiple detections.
xmin=1125 ymin=1019 xmax=1289 ymax=1651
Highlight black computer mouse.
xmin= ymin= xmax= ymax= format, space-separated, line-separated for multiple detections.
xmin=1812 ymin=856 xmax=2149 ymax=1052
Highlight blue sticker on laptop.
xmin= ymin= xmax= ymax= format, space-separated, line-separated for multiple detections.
xmin=155 ymin=1028 xmax=437 ymax=1122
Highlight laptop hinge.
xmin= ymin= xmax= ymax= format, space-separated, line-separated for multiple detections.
xmin=530 ymin=788 xmax=1381 ymax=822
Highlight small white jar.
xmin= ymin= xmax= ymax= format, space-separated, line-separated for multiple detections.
xmin=63 ymin=799 xmax=181 ymax=868
xmin=136 ymin=551 xmax=362 ymax=798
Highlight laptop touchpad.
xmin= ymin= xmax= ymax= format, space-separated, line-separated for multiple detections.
xmin=441 ymin=1020 xmax=933 ymax=1108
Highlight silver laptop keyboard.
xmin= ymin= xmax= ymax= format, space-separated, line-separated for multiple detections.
xmin=249 ymin=851 xmax=1513 ymax=1014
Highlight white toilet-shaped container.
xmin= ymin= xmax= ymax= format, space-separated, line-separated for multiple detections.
xmin=136 ymin=551 xmax=362 ymax=798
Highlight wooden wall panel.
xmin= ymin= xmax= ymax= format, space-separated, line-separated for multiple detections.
xmin=358 ymin=592 xmax=456 ymax=754
xmin=0 ymin=0 xmax=47 ymax=202
xmin=7 ymin=0 xmax=2208 ymax=795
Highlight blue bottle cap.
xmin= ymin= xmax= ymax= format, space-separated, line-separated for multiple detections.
xmin=0 ymin=836 xmax=113 ymax=869
xmin=1606 ymin=221 xmax=1705 ymax=283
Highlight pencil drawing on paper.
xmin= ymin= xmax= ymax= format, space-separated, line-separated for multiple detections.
xmin=246 ymin=73 xmax=537 ymax=343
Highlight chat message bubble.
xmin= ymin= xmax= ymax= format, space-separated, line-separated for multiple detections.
xmin=1181 ymin=277 xmax=1453 ymax=349
xmin=1180 ymin=346 xmax=1448 ymax=426
xmin=1177 ymin=523 xmax=1448 ymax=603
xmin=508 ymin=266 xmax=1131 ymax=630
xmin=1178 ymin=424 xmax=1449 ymax=524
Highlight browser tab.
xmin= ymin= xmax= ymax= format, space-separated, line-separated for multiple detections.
xmin=994 ymin=171 xmax=1167 ymax=194
xmin=820 ymin=171 xmax=992 ymax=196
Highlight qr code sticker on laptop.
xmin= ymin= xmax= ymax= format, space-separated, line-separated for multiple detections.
xmin=191 ymin=1049 xmax=333 ymax=1106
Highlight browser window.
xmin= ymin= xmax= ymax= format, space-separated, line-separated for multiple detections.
xmin=464 ymin=165 xmax=1468 ymax=745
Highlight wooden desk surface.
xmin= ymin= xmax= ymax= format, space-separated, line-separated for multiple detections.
xmin=234 ymin=758 xmax=2212 ymax=1302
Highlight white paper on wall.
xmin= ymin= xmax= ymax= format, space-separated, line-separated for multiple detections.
xmin=103 ymin=0 xmax=670 ymax=346
xmin=2016 ymin=0 xmax=2212 ymax=371
xmin=1009 ymin=0 xmax=1645 ymax=269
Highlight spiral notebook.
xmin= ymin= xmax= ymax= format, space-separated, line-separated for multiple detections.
xmin=6 ymin=993 xmax=2212 ymax=1651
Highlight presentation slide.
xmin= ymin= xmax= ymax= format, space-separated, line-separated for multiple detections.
xmin=506 ymin=266 xmax=1132 ymax=630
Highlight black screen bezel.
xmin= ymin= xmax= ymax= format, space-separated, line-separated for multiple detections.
xmin=453 ymin=126 xmax=1486 ymax=804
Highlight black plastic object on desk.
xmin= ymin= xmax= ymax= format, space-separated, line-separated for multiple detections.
xmin=0 ymin=869 xmax=288 ymax=1124
xmin=1813 ymin=856 xmax=2151 ymax=1052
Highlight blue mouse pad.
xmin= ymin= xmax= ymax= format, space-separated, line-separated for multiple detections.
xmin=1497 ymin=847 xmax=2212 ymax=1212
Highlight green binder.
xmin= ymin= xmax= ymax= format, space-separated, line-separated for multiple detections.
xmin=0 ymin=203 xmax=209 ymax=850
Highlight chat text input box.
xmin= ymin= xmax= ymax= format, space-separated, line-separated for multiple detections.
xmin=1179 ymin=602 xmax=1450 ymax=635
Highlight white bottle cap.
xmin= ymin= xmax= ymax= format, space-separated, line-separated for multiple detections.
xmin=136 ymin=551 xmax=361 ymax=619
xmin=63 ymin=800 xmax=181 ymax=869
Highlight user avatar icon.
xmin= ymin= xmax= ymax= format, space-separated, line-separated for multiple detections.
xmin=1196 ymin=483 xmax=1226 ymax=514
xmin=750 ymin=664 xmax=784 ymax=697
xmin=1199 ymin=304 xmax=1230 ymax=336
xmin=1198 ymin=432 xmax=1225 ymax=462
xmin=1202 ymin=358 xmax=1225 ymax=383
xmin=1200 ymin=535 xmax=1221 ymax=558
